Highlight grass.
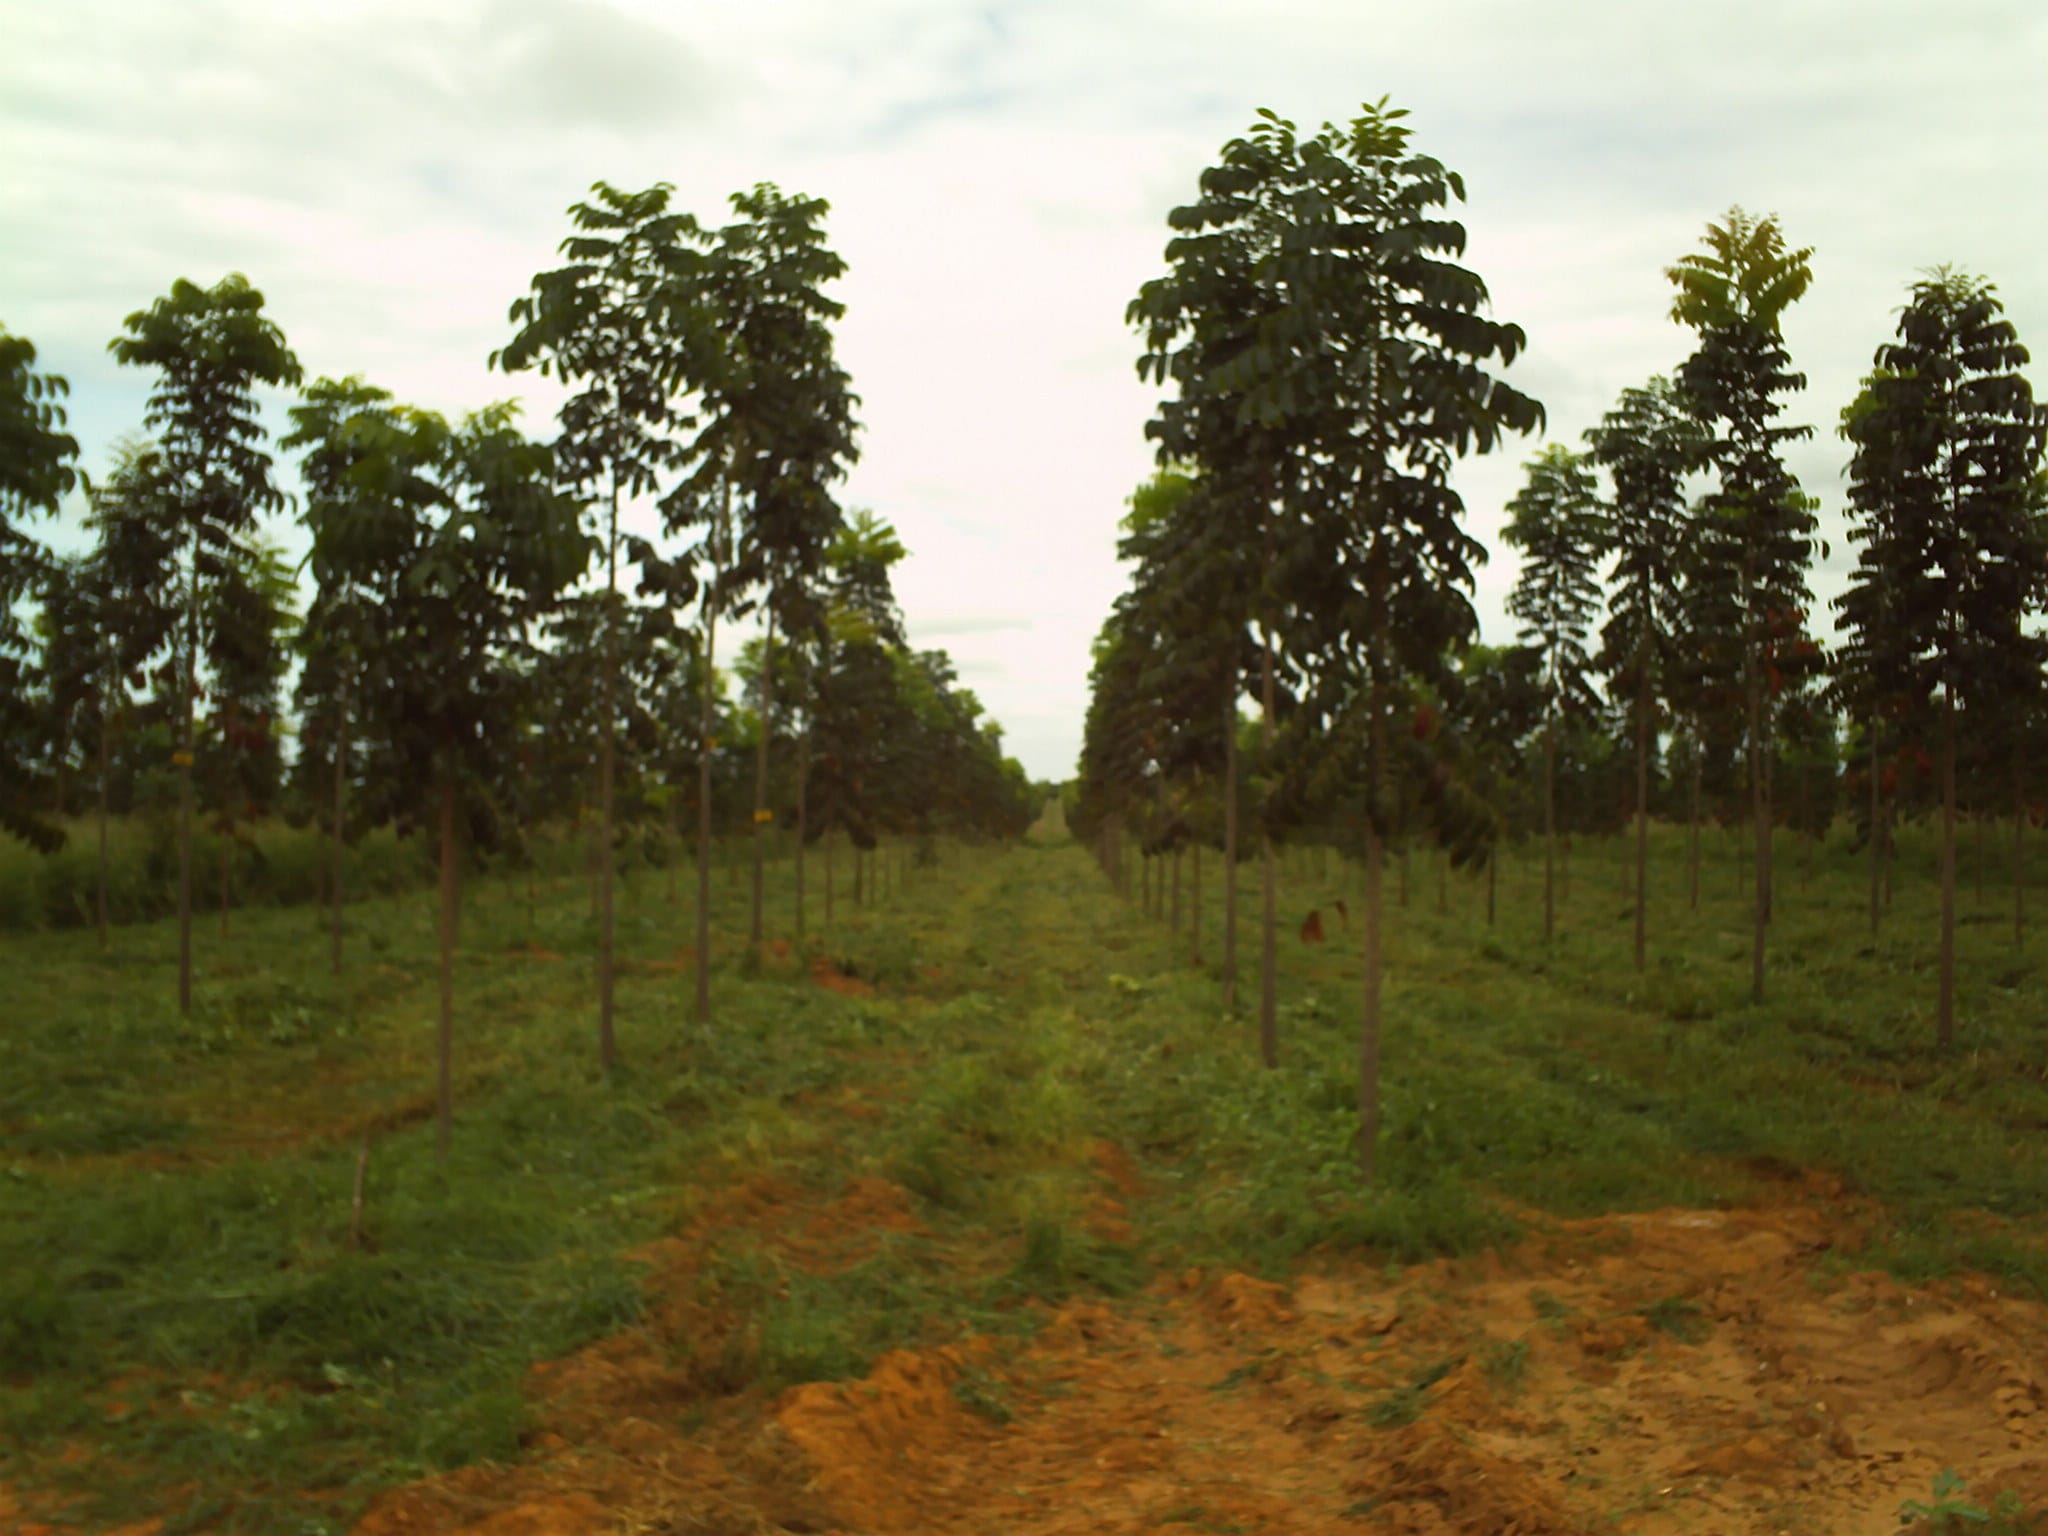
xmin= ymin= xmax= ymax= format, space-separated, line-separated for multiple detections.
xmin=5 ymin=807 xmax=2048 ymax=1529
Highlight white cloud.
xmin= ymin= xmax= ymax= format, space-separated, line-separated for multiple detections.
xmin=4 ymin=0 xmax=2044 ymax=779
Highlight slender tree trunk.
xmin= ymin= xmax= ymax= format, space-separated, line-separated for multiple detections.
xmin=1975 ymin=808 xmax=1986 ymax=908
xmin=695 ymin=478 xmax=728 ymax=1026
xmin=1222 ymin=666 xmax=1239 ymax=1012
xmin=1258 ymin=617 xmax=1279 ymax=1071
xmin=177 ymin=534 xmax=197 ymax=1015
xmin=1634 ymin=655 xmax=1649 ymax=972
xmin=1171 ymin=846 xmax=1182 ymax=935
xmin=95 ymin=696 xmax=111 ymax=950
xmin=1142 ymin=852 xmax=1152 ymax=921
xmin=1939 ymin=682 xmax=1957 ymax=1048
xmin=219 ymin=841 xmax=231 ymax=936
xmin=1869 ymin=715 xmax=1882 ymax=937
xmin=1688 ymin=746 xmax=1702 ymax=914
xmin=667 ymin=794 xmax=681 ymax=907
xmin=331 ymin=676 xmax=348 ymax=974
xmin=824 ymin=827 xmax=835 ymax=929
xmin=2015 ymin=753 xmax=2026 ymax=952
xmin=1748 ymin=620 xmax=1769 ymax=1004
xmin=1360 ymin=674 xmax=1387 ymax=1184
xmin=796 ymin=720 xmax=810 ymax=943
xmin=1398 ymin=844 xmax=1409 ymax=908
xmin=597 ymin=480 xmax=619 ymax=1072
xmin=1543 ymin=713 xmax=1557 ymax=945
xmin=1191 ymin=840 xmax=1203 ymax=965
xmin=1487 ymin=845 xmax=1497 ymax=926
xmin=1437 ymin=842 xmax=1447 ymax=915
xmin=437 ymin=773 xmax=457 ymax=1156
xmin=751 ymin=604 xmax=775 ymax=955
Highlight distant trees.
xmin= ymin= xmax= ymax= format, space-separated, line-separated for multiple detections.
xmin=1587 ymin=379 xmax=1702 ymax=968
xmin=1503 ymin=445 xmax=1604 ymax=947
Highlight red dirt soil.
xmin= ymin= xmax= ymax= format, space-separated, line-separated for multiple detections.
xmin=344 ymin=1167 xmax=2048 ymax=1536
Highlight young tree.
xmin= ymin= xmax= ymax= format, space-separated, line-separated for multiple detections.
xmin=1 ymin=327 xmax=80 ymax=851
xmin=665 ymin=184 xmax=858 ymax=1013
xmin=1132 ymin=99 xmax=1541 ymax=1172
xmin=304 ymin=392 xmax=589 ymax=1151
xmin=1667 ymin=209 xmax=1817 ymax=1003
xmin=1838 ymin=269 xmax=2046 ymax=1045
xmin=495 ymin=181 xmax=707 ymax=1073
xmin=1503 ymin=445 xmax=1605 ymax=946
xmin=1586 ymin=378 xmax=1702 ymax=967
xmin=109 ymin=275 xmax=300 ymax=1012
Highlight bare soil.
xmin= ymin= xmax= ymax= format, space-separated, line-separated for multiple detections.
xmin=346 ymin=1164 xmax=2048 ymax=1536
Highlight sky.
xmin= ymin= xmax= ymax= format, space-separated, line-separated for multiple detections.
xmin=4 ymin=0 xmax=2043 ymax=781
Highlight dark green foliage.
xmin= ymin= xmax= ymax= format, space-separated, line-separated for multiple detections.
xmin=0 ymin=327 xmax=81 ymax=851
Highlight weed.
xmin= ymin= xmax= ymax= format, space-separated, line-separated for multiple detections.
xmin=1366 ymin=1355 xmax=1462 ymax=1428
xmin=1638 ymin=1295 xmax=1710 ymax=1344
xmin=1480 ymin=1336 xmax=1530 ymax=1392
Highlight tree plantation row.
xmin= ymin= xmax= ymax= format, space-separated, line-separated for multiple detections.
xmin=1076 ymin=100 xmax=2047 ymax=1178
xmin=0 ymin=180 xmax=1043 ymax=1149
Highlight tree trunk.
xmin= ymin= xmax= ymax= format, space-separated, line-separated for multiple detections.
xmin=95 ymin=697 xmax=111 ymax=950
xmin=1259 ymin=616 xmax=1279 ymax=1071
xmin=1360 ymin=697 xmax=1386 ymax=1184
xmin=1171 ymin=846 xmax=1182 ymax=935
xmin=694 ymin=477 xmax=727 ymax=1026
xmin=1688 ymin=746 xmax=1702 ymax=914
xmin=219 ymin=841 xmax=231 ymax=936
xmin=1191 ymin=840 xmax=1203 ymax=966
xmin=796 ymin=721 xmax=810 ymax=943
xmin=1222 ymin=667 xmax=1239 ymax=1013
xmin=1868 ymin=715 xmax=1882 ymax=937
xmin=1543 ymin=713 xmax=1557 ymax=945
xmin=1487 ymin=844 xmax=1497 ymax=926
xmin=751 ymin=605 xmax=775 ymax=955
xmin=331 ymin=676 xmax=348 ymax=974
xmin=1748 ymin=626 xmax=1769 ymax=1004
xmin=824 ymin=828 xmax=835 ymax=929
xmin=1634 ymin=655 xmax=1649 ymax=972
xmin=1939 ymin=682 xmax=1956 ymax=1048
xmin=597 ymin=480 xmax=620 ymax=1073
xmin=437 ymin=773 xmax=457 ymax=1156
xmin=177 ymin=534 xmax=197 ymax=1015
xmin=1975 ymin=808 xmax=1986 ymax=908
xmin=2016 ymin=753 xmax=2026 ymax=952
xmin=1437 ymin=842 xmax=1447 ymax=915
xmin=1142 ymin=852 xmax=1152 ymax=921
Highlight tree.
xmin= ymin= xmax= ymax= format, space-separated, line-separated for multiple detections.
xmin=1131 ymin=99 xmax=1541 ymax=1174
xmin=1586 ymin=378 xmax=1703 ymax=967
xmin=665 ymin=184 xmax=857 ymax=1015
xmin=0 ymin=327 xmax=81 ymax=851
xmin=1503 ymin=445 xmax=1605 ymax=946
xmin=303 ymin=391 xmax=589 ymax=1151
xmin=1838 ymin=269 xmax=2046 ymax=1045
xmin=495 ymin=181 xmax=707 ymax=1073
xmin=1667 ymin=209 xmax=1817 ymax=1003
xmin=109 ymin=275 xmax=301 ymax=1013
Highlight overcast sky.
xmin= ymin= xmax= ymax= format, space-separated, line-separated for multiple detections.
xmin=5 ymin=0 xmax=2042 ymax=780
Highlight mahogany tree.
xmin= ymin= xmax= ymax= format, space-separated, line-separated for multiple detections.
xmin=1503 ymin=445 xmax=1605 ymax=946
xmin=1586 ymin=377 xmax=1703 ymax=968
xmin=303 ymin=390 xmax=589 ymax=1151
xmin=495 ymin=181 xmax=707 ymax=1073
xmin=1 ymin=327 xmax=81 ymax=851
xmin=109 ymin=275 xmax=300 ymax=1013
xmin=1838 ymin=270 xmax=2045 ymax=1044
xmin=1666 ymin=210 xmax=1817 ymax=1002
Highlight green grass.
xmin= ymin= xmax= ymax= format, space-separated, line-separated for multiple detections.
xmin=5 ymin=808 xmax=2048 ymax=1530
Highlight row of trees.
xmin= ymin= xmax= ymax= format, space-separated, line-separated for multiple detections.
xmin=1075 ymin=101 xmax=2048 ymax=1179
xmin=2 ymin=181 xmax=1038 ymax=1148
